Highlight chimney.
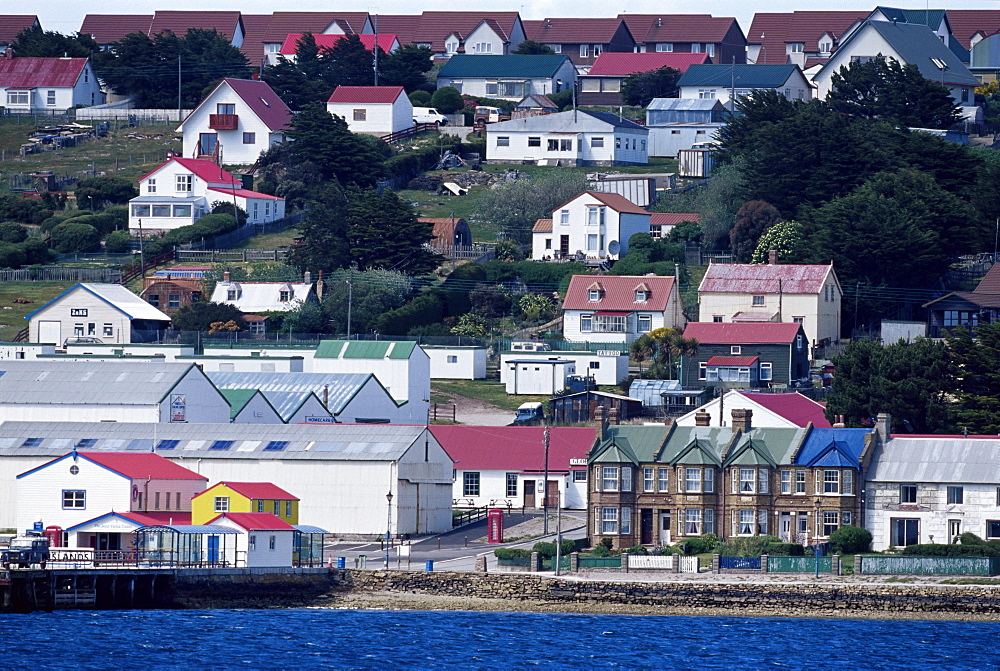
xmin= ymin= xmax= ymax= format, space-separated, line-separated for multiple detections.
xmin=875 ymin=412 xmax=891 ymax=444
xmin=695 ymin=410 xmax=711 ymax=427
xmin=731 ymin=408 xmax=752 ymax=433
xmin=833 ymin=414 xmax=846 ymax=428
xmin=657 ymin=17 xmax=663 ymax=27
xmin=223 ymin=271 xmax=231 ymax=283
xmin=595 ymin=405 xmax=608 ymax=437
xmin=608 ymin=406 xmax=619 ymax=425
xmin=304 ymin=270 xmax=312 ymax=285
xmin=4 ymin=46 xmax=13 ymax=59
xmin=768 ymin=248 xmax=778 ymax=265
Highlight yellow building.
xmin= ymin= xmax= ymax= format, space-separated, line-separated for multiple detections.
xmin=191 ymin=482 xmax=300 ymax=525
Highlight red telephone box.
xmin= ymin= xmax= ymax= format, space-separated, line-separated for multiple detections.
xmin=44 ymin=525 xmax=63 ymax=548
xmin=487 ymin=508 xmax=504 ymax=543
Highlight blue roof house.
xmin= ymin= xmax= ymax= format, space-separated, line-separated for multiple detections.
xmin=677 ymin=63 xmax=814 ymax=104
xmin=436 ymin=54 xmax=576 ymax=101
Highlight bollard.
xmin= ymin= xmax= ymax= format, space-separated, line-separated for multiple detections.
xmin=464 ymin=536 xmax=468 ymax=547
xmin=359 ymin=554 xmax=367 ymax=569
xmin=832 ymin=554 xmax=841 ymax=576
xmin=337 ymin=557 xmax=346 ymax=569
xmin=761 ymin=554 xmax=769 ymax=574
xmin=475 ymin=556 xmax=488 ymax=573
xmin=425 ymin=560 xmax=434 ymax=571
xmin=570 ymin=552 xmax=579 ymax=572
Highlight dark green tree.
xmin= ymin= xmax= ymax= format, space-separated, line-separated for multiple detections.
xmin=827 ymin=57 xmax=962 ymax=128
xmin=345 ymin=189 xmax=441 ymax=273
xmin=104 ymin=230 xmax=132 ymax=254
xmin=430 ymin=86 xmax=464 ymax=114
xmin=254 ymin=142 xmax=325 ymax=209
xmin=729 ymin=200 xmax=781 ymax=262
xmin=511 ymin=40 xmax=556 ymax=55
xmin=75 ymin=177 xmax=138 ymax=209
xmin=170 ymin=301 xmax=245 ymax=332
xmin=321 ymin=33 xmax=375 ymax=87
xmin=715 ymin=90 xmax=801 ymax=162
xmin=12 ymin=25 xmax=99 ymax=57
xmin=262 ymin=34 xmax=330 ymax=109
xmin=286 ymin=103 xmax=388 ymax=187
xmin=323 ymin=267 xmax=412 ymax=334
xmin=0 ymin=223 xmax=27 ymax=243
xmin=409 ymin=90 xmax=432 ymax=106
xmin=50 ymin=222 xmax=101 ymax=253
xmin=287 ymin=183 xmax=352 ymax=272
xmin=620 ymin=67 xmax=681 ymax=107
xmin=378 ymin=44 xmax=434 ymax=92
xmin=945 ymin=323 xmax=1000 ymax=434
xmin=280 ymin=300 xmax=328 ymax=334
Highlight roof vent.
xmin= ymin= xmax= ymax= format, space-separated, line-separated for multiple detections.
xmin=260 ymin=97 xmax=270 ymax=107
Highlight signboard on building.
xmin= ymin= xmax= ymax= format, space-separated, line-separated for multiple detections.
xmin=304 ymin=416 xmax=336 ymax=424
xmin=70 ymin=308 xmax=88 ymax=317
xmin=170 ymin=394 xmax=186 ymax=422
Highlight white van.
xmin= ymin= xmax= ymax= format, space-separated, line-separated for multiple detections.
xmin=413 ymin=107 xmax=448 ymax=125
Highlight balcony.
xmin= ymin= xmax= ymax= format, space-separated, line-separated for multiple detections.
xmin=208 ymin=114 xmax=239 ymax=130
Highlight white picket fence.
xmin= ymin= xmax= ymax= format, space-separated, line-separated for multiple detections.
xmin=626 ymin=554 xmax=700 ymax=572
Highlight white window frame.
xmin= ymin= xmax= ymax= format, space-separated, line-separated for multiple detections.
xmin=214 ymin=496 xmax=229 ymax=512
xmin=658 ymin=467 xmax=669 ymax=492
xmin=780 ymin=469 xmax=791 ymax=494
xmin=601 ymin=466 xmax=619 ymax=491
xmin=795 ymin=470 xmax=806 ymax=494
xmin=176 ymin=174 xmax=193 ymax=192
xmin=643 ymin=467 xmax=654 ymax=492
xmin=824 ymin=470 xmax=840 ymax=494
xmin=685 ymin=467 xmax=701 ymax=493
xmin=704 ymin=469 xmax=714 ymax=493
xmin=656 ymin=43 xmax=673 ymax=52
xmin=685 ymin=508 xmax=702 ymax=535
xmin=739 ymin=468 xmax=755 ymax=493
xmin=463 ymin=471 xmax=481 ymax=497
xmin=601 ymin=506 xmax=618 ymax=534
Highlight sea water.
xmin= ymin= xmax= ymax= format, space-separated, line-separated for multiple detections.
xmin=1 ymin=608 xmax=997 ymax=670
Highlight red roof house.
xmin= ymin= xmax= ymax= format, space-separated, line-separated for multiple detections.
xmin=0 ymin=57 xmax=105 ymax=111
xmin=579 ymin=52 xmax=712 ymax=106
xmin=325 ymin=85 xmax=412 ymax=136
xmin=80 ymin=14 xmax=154 ymax=45
xmin=528 ymin=18 xmax=636 ymax=66
xmin=676 ymin=389 xmax=831 ymax=428
xmin=279 ymin=32 xmax=399 ymax=57
xmin=680 ymin=322 xmax=811 ymax=389
xmin=562 ymin=274 xmax=685 ymax=344
xmin=746 ymin=11 xmax=868 ymax=65
xmin=618 ymin=14 xmax=746 ymax=65
xmin=649 ymin=212 xmax=700 ymax=239
xmin=0 ymin=15 xmax=40 ymax=46
xmin=208 ymin=512 xmax=296 ymax=530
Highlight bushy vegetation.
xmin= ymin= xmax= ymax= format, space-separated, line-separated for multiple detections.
xmin=829 ymin=526 xmax=873 ymax=555
xmin=493 ymin=547 xmax=531 ymax=559
xmin=532 ymin=539 xmax=578 ymax=558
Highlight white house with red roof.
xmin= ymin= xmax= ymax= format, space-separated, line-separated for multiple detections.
xmin=176 ymin=78 xmax=292 ymax=165
xmin=430 ymin=425 xmax=596 ymax=510
xmin=15 ymin=452 xmax=207 ymax=548
xmin=208 ymin=512 xmax=297 ymax=567
xmin=326 ymin=85 xmax=412 ymax=136
xmin=681 ymin=322 xmax=811 ymax=389
xmin=562 ymin=274 xmax=685 ymax=344
xmin=650 ymin=212 xmax=700 ymax=240
xmin=533 ymin=191 xmax=651 ymax=262
xmin=129 ymin=157 xmax=285 ymax=234
xmin=698 ymin=260 xmax=842 ymax=350
xmin=675 ymin=390 xmax=831 ymax=429
xmin=0 ymin=57 xmax=104 ymax=112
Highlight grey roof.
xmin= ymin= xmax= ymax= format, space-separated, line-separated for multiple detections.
xmin=0 ymin=361 xmax=199 ymax=405
xmin=647 ymin=98 xmax=726 ymax=111
xmin=868 ymin=437 xmax=1000 ymax=484
xmin=678 ymin=64 xmax=802 ymax=88
xmin=26 ymin=283 xmax=170 ymax=323
xmin=0 ymin=421 xmax=428 ymax=461
xmin=294 ymin=525 xmax=329 ymax=534
xmin=488 ymin=109 xmax=646 ymax=133
xmin=207 ymin=371 xmax=377 ymax=415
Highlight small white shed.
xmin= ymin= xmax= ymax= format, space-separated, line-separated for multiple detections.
xmin=504 ymin=359 xmax=575 ymax=395
xmin=326 ymin=85 xmax=413 ymax=136
xmin=425 ymin=346 xmax=487 ymax=380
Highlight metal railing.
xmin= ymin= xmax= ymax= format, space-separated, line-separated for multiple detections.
xmin=720 ymin=556 xmax=762 ymax=570
xmin=768 ymin=555 xmax=832 ymax=573
xmin=452 ymin=505 xmax=490 ymax=528
xmin=859 ymin=555 xmax=1000 ymax=576
xmin=578 ymin=555 xmax=621 ymax=568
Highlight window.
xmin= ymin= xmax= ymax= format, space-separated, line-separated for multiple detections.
xmin=463 ymin=472 xmax=480 ymax=497
xmin=227 ymin=289 xmax=237 ymax=301
xmin=602 ymin=467 xmax=619 ymax=491
xmin=947 ymin=486 xmax=964 ymax=504
xmin=351 ymin=108 xmax=367 ymax=122
xmin=621 ymin=467 xmax=632 ymax=492
xmin=263 ymin=440 xmax=288 ymax=451
xmin=988 ymin=520 xmax=1000 ymax=539
xmin=737 ymin=509 xmax=754 ymax=535
xmin=698 ymin=362 xmax=707 ymax=380
xmin=446 ymin=355 xmax=458 ymax=364
xmin=506 ymin=473 xmax=518 ymax=497
xmin=147 ymin=179 xmax=156 ymax=193
xmin=544 ymin=239 xmax=551 ymax=250
xmin=548 ymin=44 xmax=561 ymax=53
xmin=706 ymin=44 xmax=715 ymax=57
xmin=155 ymin=492 xmax=160 ymax=510
xmin=691 ymin=44 xmax=702 ymax=53
xmin=547 ymin=139 xmax=560 ymax=151
xmin=822 ymin=511 xmax=838 ymax=536
xmin=843 ymin=470 xmax=854 ymax=495
xmin=621 ymin=507 xmax=632 ymax=535
xmin=841 ymin=511 xmax=852 ymax=526
xmin=209 ymin=440 xmax=234 ymax=451
xmin=561 ymin=139 xmax=572 ymax=151
xmin=637 ymin=314 xmax=652 ymax=333
xmin=273 ymin=500 xmax=280 ymax=516
xmin=593 ymin=314 xmax=626 ymax=333
xmin=758 ymin=509 xmax=768 ymax=534
xmin=656 ymin=43 xmax=673 ymax=52
xmin=900 ymin=484 xmax=917 ymax=504
xmin=243 ymin=132 xmax=256 ymax=144
xmin=214 ymin=497 xmax=230 ymax=512
xmin=7 ymin=90 xmax=29 ymax=105
xmin=792 ymin=316 xmax=804 ymax=325
xmin=685 ymin=509 xmax=702 ymax=535
xmin=173 ymin=204 xmax=192 ymax=217
xmin=176 ymin=175 xmax=193 ymax=192
xmin=62 ymin=490 xmax=85 ymax=509
xmin=658 ymin=468 xmax=669 ymax=492
xmin=168 ymin=294 xmax=180 ymax=309
xmin=704 ymin=469 xmax=714 ymax=493
xmin=780 ymin=470 xmax=791 ymax=494
xmin=760 ymin=362 xmax=772 ymax=381
xmin=132 ymin=204 xmax=150 ymax=217
xmin=475 ymin=42 xmax=491 ymax=53
xmin=635 ymin=290 xmax=647 ymax=302
xmin=156 ymin=440 xmax=179 ymax=450
xmin=698 ymin=89 xmax=715 ymax=99
xmin=249 ymin=535 xmax=256 ymax=550
xmin=824 ymin=470 xmax=840 ymax=494
xmin=217 ymin=103 xmax=235 ymax=114
xmin=591 ymin=137 xmax=604 ymax=148
xmin=601 ymin=507 xmax=618 ymax=534
xmin=615 ymin=137 xmax=621 ymax=149
xmin=740 ymin=468 xmax=755 ymax=493
xmin=713 ymin=315 xmax=723 ymax=322
xmin=795 ymin=470 xmax=806 ymax=493
xmin=685 ymin=468 xmax=701 ymax=493
xmin=787 ymin=42 xmax=804 ymax=53
xmin=580 ymin=314 xmax=593 ymax=332
xmin=943 ymin=311 xmax=979 ymax=328
xmin=257 ymin=500 xmax=265 ymax=512
xmin=559 ymin=209 xmax=569 ymax=224
xmin=496 ymin=136 xmax=510 ymax=147
xmin=796 ymin=335 xmax=804 ymax=350
xmin=752 ymin=295 xmax=765 ymax=306
xmin=588 ymin=288 xmax=601 ymax=301
xmin=705 ymin=509 xmax=715 ymax=534
xmin=279 ymin=290 xmax=291 ymax=302
xmin=758 ymin=469 xmax=769 ymax=494
xmin=152 ymin=205 xmax=171 ymax=217
xmin=573 ymin=470 xmax=587 ymax=482
xmin=528 ymin=136 xmax=541 ymax=147
xmin=587 ymin=234 xmax=598 ymax=251
xmin=580 ymin=45 xmax=589 ymax=58
xmin=269 ymin=535 xmax=276 ymax=550
xmin=643 ymin=467 xmax=654 ymax=492
xmin=730 ymin=345 xmax=742 ymax=355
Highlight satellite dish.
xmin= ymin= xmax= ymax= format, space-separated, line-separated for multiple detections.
xmin=608 ymin=240 xmax=621 ymax=255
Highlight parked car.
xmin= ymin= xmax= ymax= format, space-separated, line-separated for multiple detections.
xmin=413 ymin=107 xmax=448 ymax=125
xmin=510 ymin=341 xmax=552 ymax=352
xmin=63 ymin=336 xmax=103 ymax=346
xmin=512 ymin=402 xmax=545 ymax=425
xmin=1 ymin=534 xmax=49 ymax=569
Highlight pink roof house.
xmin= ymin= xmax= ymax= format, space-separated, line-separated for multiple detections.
xmin=0 ymin=57 xmax=105 ymax=111
xmin=326 ymin=85 xmax=412 ymax=136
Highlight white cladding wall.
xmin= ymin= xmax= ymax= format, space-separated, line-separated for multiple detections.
xmin=30 ymin=288 xmax=139 ymax=344
xmin=65 ymin=344 xmax=195 ymax=360
xmin=0 ymin=344 xmax=55 ymax=360
xmin=698 ymin=283 xmax=841 ymax=346
xmin=232 ymin=393 xmax=283 ymax=424
xmin=562 ymin=309 xmax=673 ymax=344
xmin=541 ymin=193 xmax=650 ymax=261
xmin=202 ymin=347 xmax=318 ymax=369
xmin=16 ymin=459 xmax=132 ymax=532
xmin=335 ymin=381 xmax=407 ymax=424
xmin=182 ymin=357 xmax=305 ymax=373
xmin=213 ymin=518 xmax=295 ymax=568
xmin=181 ymin=83 xmax=284 ymax=164
xmin=679 ymin=74 xmax=810 ymax=104
xmin=504 ymin=360 xmax=575 ymax=394
xmin=463 ymin=23 xmax=508 ymax=55
xmin=286 ymin=395 xmax=331 ymax=424
xmin=157 ymin=370 xmax=232 ymax=424
xmin=648 ymin=125 xmax=722 ymax=158
xmin=453 ymin=469 xmax=588 ymax=510
xmin=426 ymin=347 xmax=487 ymax=380
xmin=327 ymin=97 xmax=413 ymax=135
xmin=488 ymin=127 xmax=647 ymax=165
xmin=312 ymin=350 xmax=430 ymax=424
xmin=674 ymin=395 xmax=797 ymax=427
xmin=500 ymin=351 xmax=628 ymax=386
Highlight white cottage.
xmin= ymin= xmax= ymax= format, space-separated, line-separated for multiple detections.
xmin=436 ymin=54 xmax=571 ymax=98
xmin=504 ymin=358 xmax=576 ymax=395
xmin=487 ymin=110 xmax=648 ymax=167
xmin=326 ymin=85 xmax=413 ymax=136
xmin=129 ymin=157 xmax=285 ymax=234
xmin=424 ymin=346 xmax=487 ymax=380
xmin=500 ymin=349 xmax=628 ymax=387
xmin=533 ymin=190 xmax=650 ymax=261
xmin=176 ymin=78 xmax=292 ymax=165
xmin=562 ymin=274 xmax=685 ymax=344
xmin=677 ymin=63 xmax=813 ymax=104
xmin=26 ymin=283 xmax=170 ymax=346
xmin=0 ymin=57 xmax=104 ymax=112
xmin=208 ymin=513 xmax=297 ymax=568
xmin=209 ymin=276 xmax=313 ymax=313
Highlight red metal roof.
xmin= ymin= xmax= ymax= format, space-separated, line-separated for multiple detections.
xmin=80 ymin=15 xmax=153 ymax=44
xmin=219 ymin=78 xmax=293 ymax=132
xmin=618 ymin=14 xmax=740 ymax=44
xmin=148 ymin=10 xmax=242 ymax=42
xmin=199 ymin=481 xmax=299 ymax=501
xmin=78 ymin=452 xmax=208 ymax=480
xmin=430 ymin=426 xmax=595 ymax=471
xmin=563 ymin=274 xmax=676 ymax=311
xmin=280 ymin=33 xmax=398 ymax=55
xmin=0 ymin=15 xmax=39 ymax=44
xmin=706 ymin=355 xmax=759 ymax=366
xmin=588 ymin=52 xmax=710 ymax=76
xmin=699 ymin=263 xmax=833 ymax=294
xmin=121 ymin=511 xmax=193 ymax=526
xmin=0 ymin=57 xmax=87 ymax=88
xmin=207 ymin=187 xmax=283 ymax=200
xmin=528 ymin=18 xmax=630 ymax=44
xmin=738 ymin=391 xmax=831 ymax=428
xmin=649 ymin=212 xmax=700 ymax=227
xmin=210 ymin=512 xmax=296 ymax=530
xmin=140 ymin=157 xmax=241 ymax=186
xmin=683 ymin=321 xmax=803 ymax=344
xmin=934 ymin=10 xmax=1000 ymax=49
xmin=747 ymin=11 xmax=867 ymax=63
xmin=326 ymin=85 xmax=405 ymax=104
xmin=553 ymin=190 xmax=648 ymax=215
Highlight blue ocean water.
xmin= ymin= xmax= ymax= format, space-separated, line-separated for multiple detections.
xmin=1 ymin=608 xmax=998 ymax=670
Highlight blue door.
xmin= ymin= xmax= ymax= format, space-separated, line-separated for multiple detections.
xmin=207 ymin=535 xmax=220 ymax=564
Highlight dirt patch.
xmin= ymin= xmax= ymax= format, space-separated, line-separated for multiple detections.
xmin=432 ymin=386 xmax=511 ymax=426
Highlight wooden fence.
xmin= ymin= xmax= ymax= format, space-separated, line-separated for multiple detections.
xmin=174 ymin=248 xmax=288 ymax=263
xmin=380 ymin=122 xmax=440 ymax=144
xmin=0 ymin=266 xmax=123 ymax=282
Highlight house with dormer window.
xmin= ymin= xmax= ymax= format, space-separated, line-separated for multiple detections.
xmin=533 ymin=191 xmax=651 ymax=261
xmin=562 ymin=274 xmax=684 ymax=344
xmin=210 ymin=274 xmax=314 ymax=314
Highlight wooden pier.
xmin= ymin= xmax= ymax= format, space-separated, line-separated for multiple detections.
xmin=1 ymin=569 xmax=174 ymax=613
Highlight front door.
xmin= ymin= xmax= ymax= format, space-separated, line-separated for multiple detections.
xmin=38 ymin=320 xmax=60 ymax=344
xmin=640 ymin=509 xmax=653 ymax=545
xmin=523 ymin=480 xmax=535 ymax=508
xmin=560 ymin=235 xmax=570 ymax=256
xmin=780 ymin=513 xmax=791 ymax=542
xmin=659 ymin=512 xmax=671 ymax=545
xmin=96 ymin=533 xmax=121 ymax=551
xmin=207 ymin=535 xmax=220 ymax=564
xmin=546 ymin=480 xmax=559 ymax=509
xmin=199 ymin=133 xmax=218 ymax=156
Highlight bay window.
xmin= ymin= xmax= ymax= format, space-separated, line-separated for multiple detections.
xmin=601 ymin=466 xmax=619 ymax=491
xmin=685 ymin=509 xmax=702 ymax=535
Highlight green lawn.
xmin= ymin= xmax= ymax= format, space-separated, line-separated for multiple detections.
xmin=431 ymin=379 xmax=551 ymax=413
xmin=0 ymin=282 xmax=70 ymax=341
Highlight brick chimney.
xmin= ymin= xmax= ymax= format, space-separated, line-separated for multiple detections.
xmin=608 ymin=406 xmax=619 ymax=425
xmin=875 ymin=412 xmax=891 ymax=444
xmin=768 ymin=248 xmax=778 ymax=265
xmin=223 ymin=271 xmax=231 ymax=283
xmin=833 ymin=414 xmax=846 ymax=428
xmin=595 ymin=405 xmax=608 ymax=438
xmin=731 ymin=408 xmax=752 ymax=433
xmin=695 ymin=410 xmax=711 ymax=427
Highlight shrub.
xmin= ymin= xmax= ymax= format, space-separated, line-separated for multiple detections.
xmin=494 ymin=548 xmax=531 ymax=559
xmin=104 ymin=230 xmax=132 ymax=254
xmin=592 ymin=544 xmax=613 ymax=557
xmin=409 ymin=90 xmax=431 ymax=106
xmin=717 ymin=535 xmax=781 ymax=558
xmin=430 ymin=86 xmax=464 ymax=114
xmin=625 ymin=545 xmax=649 ymax=555
xmin=373 ymin=292 xmax=444 ymax=335
xmin=0 ymin=242 xmax=26 ymax=269
xmin=532 ymin=539 xmax=577 ymax=558
xmin=0 ymin=222 xmax=27 ymax=243
xmin=829 ymin=525 xmax=873 ymax=554
xmin=683 ymin=533 xmax=720 ymax=555
xmin=19 ymin=238 xmax=53 ymax=265
xmin=901 ymin=543 xmax=1000 ymax=557
xmin=763 ymin=542 xmax=805 ymax=557
xmin=960 ymin=532 xmax=985 ymax=546
xmin=50 ymin=221 xmax=101 ymax=253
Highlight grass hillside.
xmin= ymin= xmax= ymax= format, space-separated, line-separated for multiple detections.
xmin=0 ymin=282 xmax=69 ymax=341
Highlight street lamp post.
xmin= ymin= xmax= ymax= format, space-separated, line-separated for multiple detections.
xmin=814 ymin=497 xmax=822 ymax=578
xmin=385 ymin=491 xmax=393 ymax=569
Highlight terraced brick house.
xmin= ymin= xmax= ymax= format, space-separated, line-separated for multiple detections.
xmin=526 ymin=18 xmax=635 ymax=67
xmin=618 ymin=14 xmax=746 ymax=65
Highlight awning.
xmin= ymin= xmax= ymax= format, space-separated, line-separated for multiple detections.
xmin=593 ymin=311 xmax=630 ymax=316
xmin=732 ymin=311 xmax=777 ymax=322
xmin=706 ymin=356 xmax=759 ymax=366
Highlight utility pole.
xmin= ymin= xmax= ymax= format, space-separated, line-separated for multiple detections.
xmin=543 ymin=424 xmax=550 ymax=534
xmin=177 ymin=55 xmax=182 ymax=122
xmin=554 ymin=490 xmax=562 ymax=575
xmin=373 ymin=14 xmax=379 ymax=86
xmin=345 ymin=267 xmax=354 ymax=338
xmin=137 ymin=219 xmax=145 ymax=278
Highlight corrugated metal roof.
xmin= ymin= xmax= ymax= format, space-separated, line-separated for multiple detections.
xmin=431 ymin=426 xmax=595 ymax=471
xmin=202 ymin=481 xmax=298 ymax=500
xmin=588 ymin=52 xmax=710 ymax=76
xmin=438 ymin=54 xmax=571 ymax=78
xmin=706 ymin=356 xmax=759 ymax=366
xmin=144 ymin=525 xmax=240 ymax=534
xmin=532 ymin=218 xmax=552 ymax=232
xmin=215 ymin=78 xmax=293 ymax=132
xmin=294 ymin=524 xmax=329 ymax=534
xmin=25 ymin=283 xmax=169 ymax=323
xmin=650 ymin=213 xmax=701 ymax=227
xmin=0 ymin=421 xmax=430 ymax=461
xmin=327 ymin=85 xmax=406 ymax=104
xmin=563 ymin=274 xmax=676 ymax=311
xmin=17 ymin=451 xmax=207 ymax=481
xmin=314 ymin=340 xmax=417 ymax=360
xmin=647 ymin=98 xmax=724 ymax=111
xmin=0 ymin=361 xmax=199 ymax=406
xmin=218 ymin=388 xmax=260 ymax=419
xmin=683 ymin=322 xmax=802 ymax=345
xmin=678 ymin=63 xmax=802 ymax=88
xmin=209 ymin=282 xmax=313 ymax=313
xmin=738 ymin=391 xmax=832 ymax=429
xmin=868 ymin=437 xmax=1000 ymax=483
xmin=699 ymin=263 xmax=834 ymax=294
xmin=488 ymin=109 xmax=645 ymax=132
xmin=207 ymin=371 xmax=372 ymax=415
xmin=139 ymin=157 xmax=240 ymax=186
xmin=210 ymin=512 xmax=296 ymax=530
xmin=0 ymin=57 xmax=86 ymax=88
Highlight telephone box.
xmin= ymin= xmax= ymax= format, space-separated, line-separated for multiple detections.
xmin=44 ymin=525 xmax=63 ymax=548
xmin=487 ymin=508 xmax=504 ymax=543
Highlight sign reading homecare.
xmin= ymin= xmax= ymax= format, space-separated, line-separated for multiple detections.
xmin=170 ymin=394 xmax=186 ymax=422
xmin=304 ymin=416 xmax=336 ymax=424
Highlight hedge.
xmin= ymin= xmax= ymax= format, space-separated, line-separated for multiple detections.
xmin=494 ymin=548 xmax=531 ymax=559
xmin=372 ymin=292 xmax=444 ymax=335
